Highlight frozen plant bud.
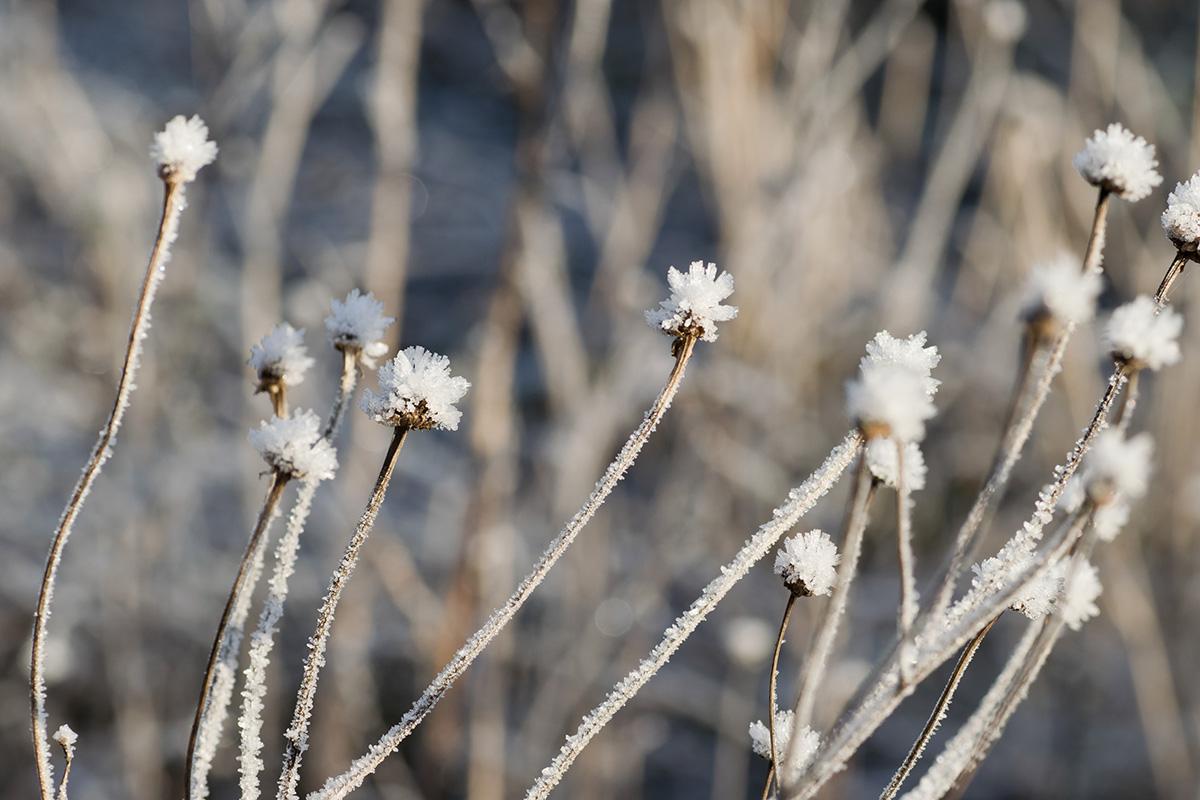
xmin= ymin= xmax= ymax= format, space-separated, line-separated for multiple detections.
xmin=150 ymin=114 xmax=218 ymax=183
xmin=748 ymin=711 xmax=820 ymax=782
xmin=1162 ymin=171 xmax=1200 ymax=252
xmin=1104 ymin=296 xmax=1182 ymax=371
xmin=52 ymin=724 xmax=77 ymax=753
xmin=860 ymin=331 xmax=941 ymax=397
xmin=1023 ymin=253 xmax=1102 ymax=333
xmin=249 ymin=323 xmax=315 ymax=390
xmin=325 ymin=289 xmax=395 ymax=368
xmin=1073 ymin=123 xmax=1161 ymax=202
xmin=1058 ymin=560 xmax=1102 ymax=631
xmin=249 ymin=410 xmax=338 ymax=481
xmin=774 ymin=530 xmax=840 ymax=597
xmin=361 ymin=346 xmax=470 ymax=431
xmin=846 ymin=363 xmax=936 ymax=442
xmin=972 ymin=552 xmax=1060 ymax=621
xmin=865 ymin=438 xmax=927 ymax=491
xmin=1084 ymin=429 xmax=1154 ymax=503
xmin=645 ymin=261 xmax=737 ymax=343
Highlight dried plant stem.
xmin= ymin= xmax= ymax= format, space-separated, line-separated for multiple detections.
xmin=309 ymin=338 xmax=703 ymax=799
xmin=1113 ymin=368 xmax=1140 ymax=429
xmin=53 ymin=735 xmax=76 ymax=800
xmin=514 ymin=433 xmax=862 ymax=800
xmin=878 ymin=614 xmax=1000 ymax=800
xmin=762 ymin=592 xmax=800 ymax=800
xmin=30 ymin=178 xmax=186 ymax=800
xmin=1155 ymin=251 xmax=1188 ymax=308
xmin=187 ymin=472 xmax=290 ymax=800
xmin=323 ymin=350 xmax=358 ymax=440
xmin=276 ymin=426 xmax=410 ymax=800
xmin=895 ymin=439 xmax=916 ymax=684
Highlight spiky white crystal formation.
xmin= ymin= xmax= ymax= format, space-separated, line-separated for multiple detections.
xmin=249 ymin=410 xmax=338 ymax=481
xmin=361 ymin=346 xmax=470 ymax=431
xmin=1084 ymin=429 xmax=1154 ymax=501
xmin=249 ymin=323 xmax=314 ymax=387
xmin=1024 ymin=253 xmax=1102 ymax=326
xmin=774 ymin=529 xmax=840 ymax=596
xmin=1162 ymin=171 xmax=1200 ymax=249
xmin=1007 ymin=557 xmax=1065 ymax=621
xmin=1073 ymin=123 xmax=1161 ymax=202
xmin=866 ymin=438 xmax=927 ymax=491
xmin=846 ymin=363 xmax=936 ymax=442
xmin=748 ymin=711 xmax=820 ymax=783
xmin=859 ymin=331 xmax=942 ymax=398
xmin=1059 ymin=560 xmax=1102 ymax=631
xmin=151 ymin=114 xmax=218 ymax=183
xmin=1105 ymin=296 xmax=1182 ymax=370
xmin=52 ymin=724 xmax=77 ymax=752
xmin=644 ymin=261 xmax=738 ymax=343
xmin=325 ymin=289 xmax=395 ymax=368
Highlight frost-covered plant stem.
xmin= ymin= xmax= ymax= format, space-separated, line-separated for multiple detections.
xmin=187 ymin=472 xmax=290 ymax=800
xmin=762 ymin=592 xmax=800 ymax=800
xmin=1155 ymin=252 xmax=1188 ymax=308
xmin=277 ymin=425 xmax=409 ymax=800
xmin=30 ymin=178 xmax=187 ymax=800
xmin=53 ymin=730 xmax=76 ymax=800
xmin=895 ymin=440 xmax=916 ymax=683
xmin=879 ymin=614 xmax=1000 ymax=800
xmin=308 ymin=337 xmax=702 ymax=798
xmin=1112 ymin=369 xmax=1140 ymax=430
xmin=323 ymin=350 xmax=358 ymax=440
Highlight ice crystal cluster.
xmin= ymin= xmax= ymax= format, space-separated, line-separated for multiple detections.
xmin=866 ymin=438 xmax=927 ymax=491
xmin=748 ymin=710 xmax=820 ymax=782
xmin=1024 ymin=253 xmax=1102 ymax=327
xmin=151 ymin=114 xmax=218 ymax=182
xmin=1104 ymin=296 xmax=1182 ymax=370
xmin=1073 ymin=123 xmax=1161 ymax=202
xmin=248 ymin=323 xmax=314 ymax=387
xmin=361 ymin=346 xmax=471 ymax=430
xmin=774 ymin=529 xmax=840 ymax=596
xmin=1079 ymin=429 xmax=1154 ymax=502
xmin=325 ymin=289 xmax=394 ymax=368
xmin=1059 ymin=560 xmax=1103 ymax=631
xmin=644 ymin=261 xmax=738 ymax=342
xmin=1162 ymin=171 xmax=1200 ymax=249
xmin=51 ymin=724 xmax=77 ymax=752
xmin=248 ymin=410 xmax=338 ymax=481
xmin=847 ymin=331 xmax=940 ymax=442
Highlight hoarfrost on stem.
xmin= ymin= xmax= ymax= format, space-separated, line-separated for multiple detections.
xmin=360 ymin=346 xmax=471 ymax=430
xmin=1104 ymin=296 xmax=1182 ymax=371
xmin=1073 ymin=123 xmax=1161 ymax=202
xmin=644 ymin=260 xmax=738 ymax=342
xmin=151 ymin=114 xmax=218 ymax=183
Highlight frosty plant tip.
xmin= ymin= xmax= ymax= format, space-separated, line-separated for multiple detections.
xmin=866 ymin=438 xmax=927 ymax=491
xmin=248 ymin=410 xmax=339 ymax=482
xmin=774 ymin=530 xmax=840 ymax=597
xmin=325 ymin=289 xmax=395 ymax=368
xmin=749 ymin=710 xmax=820 ymax=786
xmin=1104 ymin=295 xmax=1183 ymax=372
xmin=645 ymin=260 xmax=738 ymax=345
xmin=361 ymin=346 xmax=471 ymax=431
xmin=248 ymin=324 xmax=314 ymax=415
xmin=151 ymin=114 xmax=218 ymax=184
xmin=1073 ymin=123 xmax=1161 ymax=202
xmin=1023 ymin=252 xmax=1102 ymax=338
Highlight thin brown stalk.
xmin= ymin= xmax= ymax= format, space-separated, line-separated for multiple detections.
xmin=276 ymin=425 xmax=410 ymax=800
xmin=878 ymin=614 xmax=1000 ymax=800
xmin=762 ymin=592 xmax=800 ymax=800
xmin=30 ymin=178 xmax=185 ymax=800
xmin=1155 ymin=251 xmax=1189 ymax=308
xmin=895 ymin=439 xmax=916 ymax=684
xmin=186 ymin=471 xmax=290 ymax=799
xmin=323 ymin=349 xmax=359 ymax=440
xmin=53 ymin=734 xmax=75 ymax=800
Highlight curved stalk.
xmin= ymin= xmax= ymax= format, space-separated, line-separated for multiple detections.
xmin=30 ymin=178 xmax=186 ymax=799
xmin=762 ymin=592 xmax=799 ymax=800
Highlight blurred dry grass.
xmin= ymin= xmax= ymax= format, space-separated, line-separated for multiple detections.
xmin=2 ymin=0 xmax=1200 ymax=797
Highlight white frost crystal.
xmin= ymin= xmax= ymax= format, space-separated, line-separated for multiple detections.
xmin=774 ymin=529 xmax=840 ymax=596
xmin=249 ymin=323 xmax=314 ymax=387
xmin=1024 ymin=253 xmax=1102 ymax=326
xmin=748 ymin=711 xmax=820 ymax=783
xmin=151 ymin=114 xmax=218 ymax=182
xmin=866 ymin=438 xmax=927 ymax=491
xmin=361 ymin=346 xmax=471 ymax=430
xmin=249 ymin=410 xmax=338 ymax=481
xmin=859 ymin=331 xmax=942 ymax=398
xmin=1073 ymin=123 xmax=1161 ymax=202
xmin=645 ymin=261 xmax=738 ymax=342
xmin=847 ymin=363 xmax=936 ymax=442
xmin=326 ymin=289 xmax=394 ymax=368
xmin=1162 ymin=171 xmax=1200 ymax=249
xmin=52 ymin=724 xmax=77 ymax=751
xmin=1059 ymin=560 xmax=1102 ymax=631
xmin=1105 ymin=296 xmax=1182 ymax=371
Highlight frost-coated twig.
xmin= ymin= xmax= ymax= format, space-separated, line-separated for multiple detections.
xmin=763 ymin=592 xmax=800 ymax=800
xmin=879 ymin=614 xmax=999 ymax=800
xmin=1155 ymin=252 xmax=1188 ymax=308
xmin=30 ymin=179 xmax=187 ymax=800
xmin=512 ymin=433 xmax=863 ymax=800
xmin=188 ymin=472 xmax=290 ymax=800
xmin=276 ymin=426 xmax=409 ymax=800
xmin=307 ymin=338 xmax=703 ymax=799
xmin=239 ymin=354 xmax=358 ymax=800
xmin=52 ymin=727 xmax=77 ymax=800
xmin=895 ymin=439 xmax=917 ymax=683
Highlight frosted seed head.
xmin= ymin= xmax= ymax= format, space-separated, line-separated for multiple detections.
xmin=1022 ymin=253 xmax=1102 ymax=331
xmin=860 ymin=330 xmax=941 ymax=397
xmin=248 ymin=410 xmax=338 ymax=481
xmin=52 ymin=724 xmax=78 ymax=752
xmin=1104 ymin=296 xmax=1182 ymax=371
xmin=1162 ymin=171 xmax=1200 ymax=251
xmin=846 ymin=363 xmax=936 ymax=442
xmin=1010 ymin=559 xmax=1066 ymax=621
xmin=749 ymin=712 xmax=819 ymax=783
xmin=151 ymin=114 xmax=218 ymax=183
xmin=865 ymin=438 xmax=927 ymax=491
xmin=644 ymin=261 xmax=737 ymax=343
xmin=1059 ymin=560 xmax=1103 ymax=631
xmin=1084 ymin=429 xmax=1154 ymax=502
xmin=325 ymin=289 xmax=395 ymax=368
xmin=248 ymin=323 xmax=314 ymax=390
xmin=774 ymin=529 xmax=840 ymax=597
xmin=1093 ymin=498 xmax=1130 ymax=542
xmin=360 ymin=346 xmax=470 ymax=431
xmin=1073 ymin=123 xmax=1161 ymax=202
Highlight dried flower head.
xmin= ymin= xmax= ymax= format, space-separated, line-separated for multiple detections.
xmin=248 ymin=410 xmax=338 ymax=481
xmin=1073 ymin=123 xmax=1161 ymax=202
xmin=1011 ymin=558 xmax=1065 ymax=622
xmin=865 ymin=438 xmax=927 ymax=491
xmin=860 ymin=330 xmax=941 ymax=397
xmin=774 ymin=529 xmax=840 ymax=596
xmin=248 ymin=323 xmax=315 ymax=389
xmin=1105 ymin=296 xmax=1182 ymax=371
xmin=52 ymin=724 xmax=78 ymax=752
xmin=846 ymin=363 xmax=936 ymax=442
xmin=151 ymin=114 xmax=218 ymax=183
xmin=748 ymin=711 xmax=820 ymax=782
xmin=1162 ymin=171 xmax=1200 ymax=251
xmin=1084 ymin=429 xmax=1154 ymax=502
xmin=1023 ymin=253 xmax=1102 ymax=330
xmin=1059 ymin=560 xmax=1103 ymax=631
xmin=645 ymin=261 xmax=738 ymax=343
xmin=325 ymin=289 xmax=395 ymax=368
xmin=361 ymin=346 xmax=470 ymax=431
